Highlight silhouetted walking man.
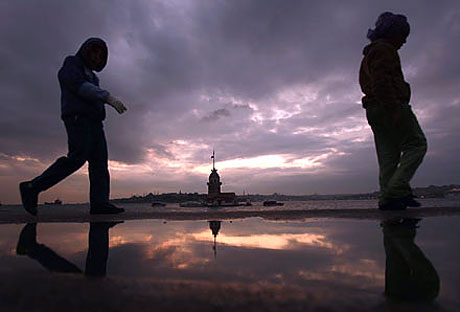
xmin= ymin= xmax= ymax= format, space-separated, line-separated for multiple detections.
xmin=359 ymin=13 xmax=427 ymax=210
xmin=19 ymin=38 xmax=127 ymax=215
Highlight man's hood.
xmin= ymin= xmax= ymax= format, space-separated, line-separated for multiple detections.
xmin=76 ymin=37 xmax=108 ymax=72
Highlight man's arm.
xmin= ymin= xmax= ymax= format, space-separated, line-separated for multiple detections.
xmin=78 ymin=82 xmax=110 ymax=102
xmin=58 ymin=56 xmax=110 ymax=102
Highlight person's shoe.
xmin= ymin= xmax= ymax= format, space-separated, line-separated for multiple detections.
xmin=16 ymin=223 xmax=38 ymax=255
xmin=378 ymin=198 xmax=407 ymax=211
xmin=19 ymin=181 xmax=39 ymax=216
xmin=90 ymin=203 xmax=125 ymax=215
xmin=402 ymin=195 xmax=422 ymax=207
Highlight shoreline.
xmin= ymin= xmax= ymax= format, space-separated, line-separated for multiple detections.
xmin=1 ymin=204 xmax=460 ymax=224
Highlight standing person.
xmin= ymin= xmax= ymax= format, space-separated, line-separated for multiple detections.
xmin=359 ymin=13 xmax=427 ymax=210
xmin=19 ymin=38 xmax=127 ymax=215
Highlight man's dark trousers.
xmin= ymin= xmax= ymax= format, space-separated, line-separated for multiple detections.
xmin=31 ymin=115 xmax=110 ymax=206
xmin=366 ymin=104 xmax=427 ymax=205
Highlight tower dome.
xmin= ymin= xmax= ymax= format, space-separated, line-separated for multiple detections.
xmin=207 ymin=150 xmax=222 ymax=195
xmin=208 ymin=168 xmax=222 ymax=195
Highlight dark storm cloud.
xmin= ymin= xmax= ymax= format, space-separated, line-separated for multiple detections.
xmin=201 ymin=108 xmax=231 ymax=122
xmin=1 ymin=0 xmax=459 ymax=202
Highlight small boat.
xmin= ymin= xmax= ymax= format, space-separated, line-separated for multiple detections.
xmin=180 ymin=201 xmax=206 ymax=207
xmin=263 ymin=200 xmax=284 ymax=207
xmin=151 ymin=202 xmax=166 ymax=207
xmin=45 ymin=199 xmax=63 ymax=205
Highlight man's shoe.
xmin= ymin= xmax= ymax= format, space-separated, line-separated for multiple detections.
xmin=16 ymin=223 xmax=37 ymax=255
xmin=378 ymin=198 xmax=407 ymax=211
xmin=19 ymin=181 xmax=38 ymax=216
xmin=402 ymin=195 xmax=422 ymax=207
xmin=90 ymin=203 xmax=124 ymax=215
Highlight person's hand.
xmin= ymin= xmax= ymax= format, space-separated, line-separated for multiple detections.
xmin=106 ymin=95 xmax=127 ymax=114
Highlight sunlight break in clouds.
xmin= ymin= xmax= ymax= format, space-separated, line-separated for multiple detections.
xmin=193 ymin=149 xmax=346 ymax=174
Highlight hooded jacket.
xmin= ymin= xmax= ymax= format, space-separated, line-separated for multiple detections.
xmin=359 ymin=39 xmax=411 ymax=109
xmin=58 ymin=38 xmax=110 ymax=121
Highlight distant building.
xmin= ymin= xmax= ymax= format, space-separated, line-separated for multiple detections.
xmin=446 ymin=188 xmax=460 ymax=198
xmin=206 ymin=151 xmax=236 ymax=205
xmin=207 ymin=168 xmax=221 ymax=196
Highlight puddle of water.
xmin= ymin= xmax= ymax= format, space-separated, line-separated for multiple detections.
xmin=0 ymin=217 xmax=459 ymax=311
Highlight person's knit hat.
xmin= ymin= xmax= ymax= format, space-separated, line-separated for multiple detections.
xmin=367 ymin=12 xmax=410 ymax=41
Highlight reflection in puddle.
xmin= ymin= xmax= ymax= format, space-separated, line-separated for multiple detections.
xmin=1 ymin=217 xmax=459 ymax=311
xmin=208 ymin=220 xmax=221 ymax=258
xmin=382 ymin=218 xmax=439 ymax=301
xmin=200 ymin=231 xmax=339 ymax=250
xmin=16 ymin=222 xmax=120 ymax=277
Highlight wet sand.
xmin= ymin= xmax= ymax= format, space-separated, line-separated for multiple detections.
xmin=0 ymin=271 xmax=427 ymax=312
xmin=1 ymin=202 xmax=460 ymax=224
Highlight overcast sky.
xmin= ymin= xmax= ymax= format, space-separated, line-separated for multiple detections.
xmin=1 ymin=0 xmax=459 ymax=203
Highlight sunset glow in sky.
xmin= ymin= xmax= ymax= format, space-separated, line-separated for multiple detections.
xmin=1 ymin=1 xmax=459 ymax=203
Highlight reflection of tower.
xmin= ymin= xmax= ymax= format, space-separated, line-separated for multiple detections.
xmin=207 ymin=150 xmax=222 ymax=196
xmin=208 ymin=220 xmax=221 ymax=258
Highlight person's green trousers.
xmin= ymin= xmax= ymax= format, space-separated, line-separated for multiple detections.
xmin=366 ymin=104 xmax=427 ymax=204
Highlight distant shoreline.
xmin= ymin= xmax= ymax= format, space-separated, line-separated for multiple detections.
xmin=112 ymin=184 xmax=460 ymax=204
xmin=1 ymin=202 xmax=459 ymax=224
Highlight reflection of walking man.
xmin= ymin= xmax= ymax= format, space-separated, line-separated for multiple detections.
xmin=16 ymin=222 xmax=119 ymax=277
xmin=359 ymin=13 xmax=427 ymax=210
xmin=382 ymin=218 xmax=439 ymax=301
xmin=19 ymin=38 xmax=126 ymax=215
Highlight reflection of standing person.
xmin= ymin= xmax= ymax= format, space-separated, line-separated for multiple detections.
xmin=85 ymin=222 xmax=111 ymax=277
xmin=16 ymin=222 xmax=119 ymax=277
xmin=19 ymin=38 xmax=127 ymax=215
xmin=381 ymin=218 xmax=439 ymax=301
xmin=359 ymin=13 xmax=427 ymax=210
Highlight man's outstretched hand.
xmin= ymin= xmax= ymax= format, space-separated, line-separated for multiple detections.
xmin=106 ymin=95 xmax=127 ymax=114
